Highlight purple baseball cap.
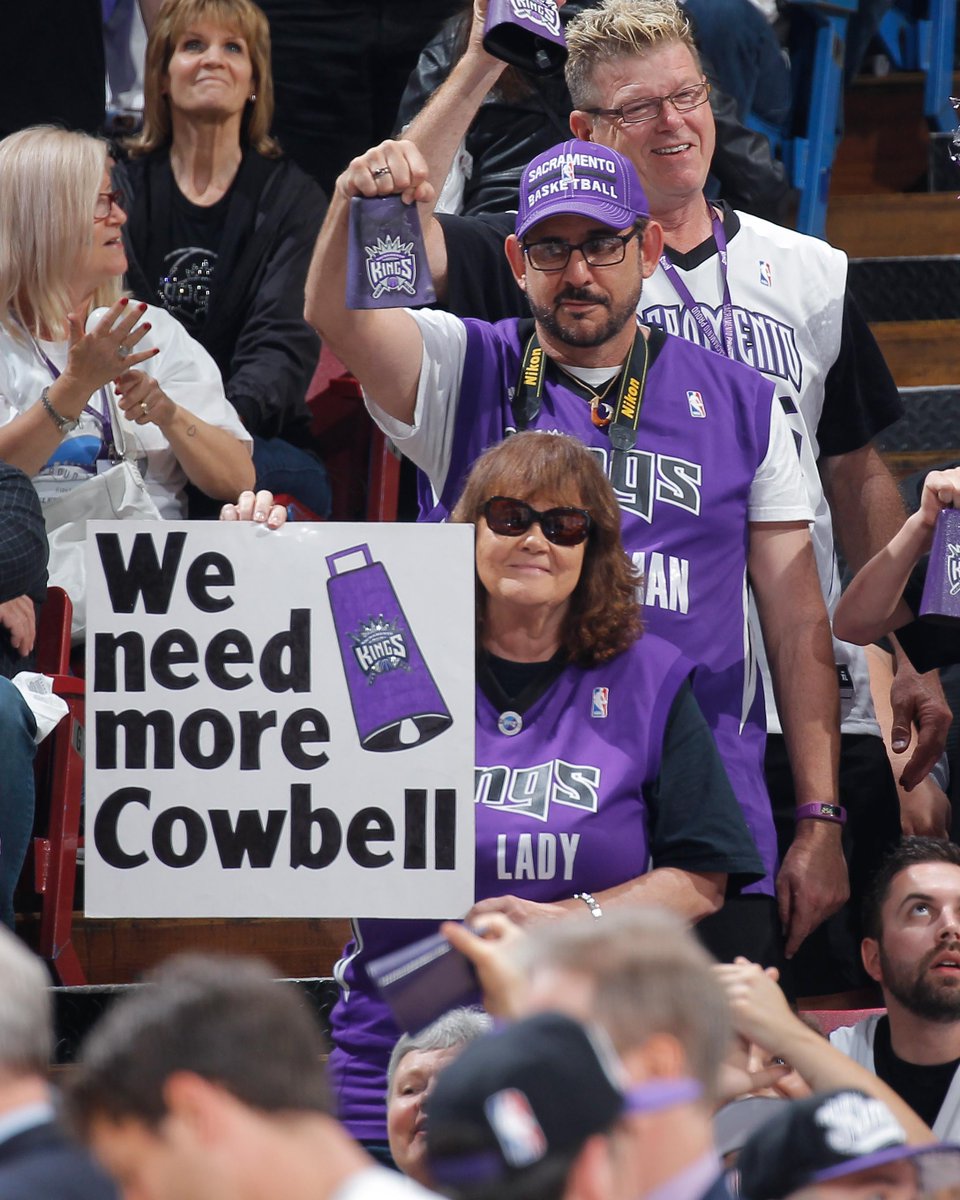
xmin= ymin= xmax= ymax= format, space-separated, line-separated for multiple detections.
xmin=516 ymin=138 xmax=650 ymax=240
xmin=736 ymin=1090 xmax=960 ymax=1199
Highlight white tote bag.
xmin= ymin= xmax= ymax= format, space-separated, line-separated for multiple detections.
xmin=43 ymin=458 xmax=163 ymax=641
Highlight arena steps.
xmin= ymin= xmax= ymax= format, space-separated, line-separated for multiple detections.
xmin=868 ymin=320 xmax=960 ymax=387
xmin=826 ymin=194 xmax=960 ymax=258
xmin=848 ymin=256 xmax=960 ymax=322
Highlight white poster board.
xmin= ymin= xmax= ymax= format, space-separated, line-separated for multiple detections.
xmin=83 ymin=521 xmax=475 ymax=919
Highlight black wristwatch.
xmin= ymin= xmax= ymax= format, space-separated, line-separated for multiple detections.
xmin=40 ymin=386 xmax=79 ymax=434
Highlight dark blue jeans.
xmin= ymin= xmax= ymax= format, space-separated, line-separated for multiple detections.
xmin=252 ymin=435 xmax=332 ymax=519
xmin=0 ymin=678 xmax=37 ymax=929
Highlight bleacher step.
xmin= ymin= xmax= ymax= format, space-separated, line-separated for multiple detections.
xmin=869 ymin=320 xmax=960 ymax=387
xmin=848 ymin=256 xmax=960 ymax=322
xmin=17 ymin=914 xmax=352 ymax=986
xmin=827 ymin=195 xmax=960 ymax=258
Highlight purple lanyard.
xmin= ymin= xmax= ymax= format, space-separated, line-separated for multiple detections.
xmin=658 ymin=208 xmax=736 ymax=359
xmin=30 ymin=338 xmax=116 ymax=457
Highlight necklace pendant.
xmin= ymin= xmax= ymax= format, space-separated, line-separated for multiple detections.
xmin=591 ymin=400 xmax=613 ymax=429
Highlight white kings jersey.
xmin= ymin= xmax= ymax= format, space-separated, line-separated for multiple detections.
xmin=639 ymin=210 xmax=879 ymax=737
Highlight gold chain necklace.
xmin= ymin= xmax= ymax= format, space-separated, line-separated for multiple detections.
xmin=555 ymin=364 xmax=619 ymax=428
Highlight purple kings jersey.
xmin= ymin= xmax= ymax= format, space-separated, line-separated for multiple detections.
xmin=329 ymin=636 xmax=695 ymax=1140
xmin=420 ymin=318 xmax=781 ymax=891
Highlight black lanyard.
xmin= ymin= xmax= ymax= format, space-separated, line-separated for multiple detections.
xmin=513 ymin=324 xmax=650 ymax=471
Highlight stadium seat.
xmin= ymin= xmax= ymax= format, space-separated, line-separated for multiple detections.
xmin=29 ymin=586 xmax=86 ymax=985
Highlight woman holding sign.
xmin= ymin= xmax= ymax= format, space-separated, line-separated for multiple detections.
xmin=225 ymin=432 xmax=763 ymax=1152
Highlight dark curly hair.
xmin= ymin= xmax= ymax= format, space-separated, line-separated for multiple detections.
xmin=450 ymin=432 xmax=642 ymax=666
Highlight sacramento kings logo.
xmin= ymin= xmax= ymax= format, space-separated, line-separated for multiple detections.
xmin=947 ymin=542 xmax=960 ymax=596
xmin=364 ymin=235 xmax=417 ymax=299
xmin=351 ymin=615 xmax=410 ymax=682
xmin=510 ymin=0 xmax=562 ymax=34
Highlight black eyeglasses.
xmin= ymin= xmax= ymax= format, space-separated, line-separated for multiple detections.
xmin=522 ymin=227 xmax=641 ymax=272
xmin=94 ymin=190 xmax=124 ymax=221
xmin=481 ymin=496 xmax=593 ymax=546
xmin=582 ymin=80 xmax=711 ymax=127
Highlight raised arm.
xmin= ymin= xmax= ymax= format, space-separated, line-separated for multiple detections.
xmin=400 ymin=0 xmax=511 ymax=298
xmin=303 ymin=145 xmax=437 ymax=426
xmin=833 ymin=469 xmax=960 ymax=646
xmin=715 ymin=958 xmax=935 ymax=1144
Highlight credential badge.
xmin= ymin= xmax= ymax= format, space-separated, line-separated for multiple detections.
xmin=364 ymin=235 xmax=417 ymax=299
xmin=509 ymin=0 xmax=562 ymax=35
xmin=350 ymin=614 xmax=409 ymax=683
xmin=947 ymin=542 xmax=960 ymax=596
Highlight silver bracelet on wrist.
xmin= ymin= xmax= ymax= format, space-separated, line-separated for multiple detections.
xmin=573 ymin=891 xmax=603 ymax=919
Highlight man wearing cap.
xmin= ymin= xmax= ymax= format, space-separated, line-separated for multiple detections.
xmin=425 ymin=1011 xmax=637 ymax=1200
xmin=358 ymin=0 xmax=955 ymax=989
xmin=736 ymin=1089 xmax=960 ymax=1200
xmin=306 ymin=130 xmax=836 ymax=970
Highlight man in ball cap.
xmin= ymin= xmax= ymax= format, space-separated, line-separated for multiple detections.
xmin=425 ymin=1011 xmax=633 ymax=1200
xmin=737 ymin=1089 xmax=960 ymax=1200
xmin=306 ymin=127 xmax=831 ymax=983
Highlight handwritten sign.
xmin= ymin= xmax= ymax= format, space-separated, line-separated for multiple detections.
xmin=83 ymin=521 xmax=475 ymax=919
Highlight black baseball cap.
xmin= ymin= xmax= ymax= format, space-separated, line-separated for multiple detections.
xmin=425 ymin=1012 xmax=626 ymax=1188
xmin=737 ymin=1089 xmax=960 ymax=1199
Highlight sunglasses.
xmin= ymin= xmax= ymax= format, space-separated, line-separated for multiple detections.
xmin=481 ymin=496 xmax=593 ymax=546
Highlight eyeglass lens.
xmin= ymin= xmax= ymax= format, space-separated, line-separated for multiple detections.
xmin=525 ymin=233 xmax=632 ymax=272
xmin=94 ymin=192 xmax=121 ymax=219
xmin=483 ymin=497 xmax=592 ymax=546
xmin=621 ymin=82 xmax=709 ymax=124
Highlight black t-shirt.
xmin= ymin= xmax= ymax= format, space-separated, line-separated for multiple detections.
xmin=873 ymin=1014 xmax=960 ymax=1128
xmin=145 ymin=187 xmax=232 ymax=334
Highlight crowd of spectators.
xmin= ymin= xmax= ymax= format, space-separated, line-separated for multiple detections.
xmin=2 ymin=0 xmax=960 ymax=1197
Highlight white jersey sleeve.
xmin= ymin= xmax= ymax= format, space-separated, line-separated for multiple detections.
xmin=748 ymin=393 xmax=814 ymax=523
xmin=363 ymin=307 xmax=468 ymax=496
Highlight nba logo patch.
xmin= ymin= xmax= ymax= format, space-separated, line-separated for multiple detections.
xmin=561 ymin=155 xmax=576 ymax=184
xmin=686 ymin=390 xmax=706 ymax=419
xmin=759 ymin=260 xmax=772 ymax=287
xmin=592 ymin=687 xmax=609 ymax=718
xmin=485 ymin=1089 xmax=548 ymax=1168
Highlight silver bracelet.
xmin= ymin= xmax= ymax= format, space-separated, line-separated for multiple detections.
xmin=573 ymin=891 xmax=603 ymax=919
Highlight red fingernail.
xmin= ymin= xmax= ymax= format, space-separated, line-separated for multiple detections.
xmin=139 ymin=303 xmax=148 ymax=312
xmin=120 ymin=296 xmax=129 ymax=306
xmin=143 ymin=323 xmax=151 ymax=331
